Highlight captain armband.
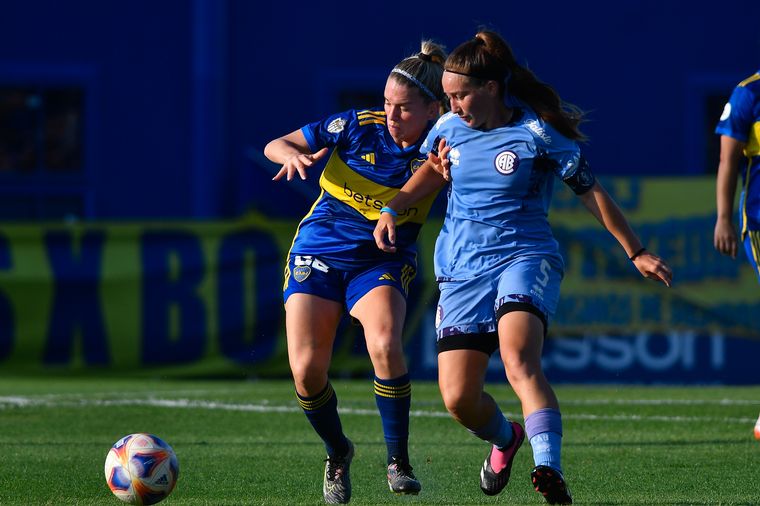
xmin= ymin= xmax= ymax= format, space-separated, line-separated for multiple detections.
xmin=562 ymin=156 xmax=596 ymax=195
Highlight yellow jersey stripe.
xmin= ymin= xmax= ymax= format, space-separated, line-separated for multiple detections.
xmin=283 ymin=188 xmax=327 ymax=291
xmin=750 ymin=230 xmax=760 ymax=278
xmin=357 ymin=110 xmax=386 ymax=119
xmin=358 ymin=118 xmax=386 ymax=126
xmin=744 ymin=122 xmax=760 ymax=158
xmin=319 ymin=150 xmax=436 ymax=224
xmin=738 ymin=73 xmax=760 ymax=88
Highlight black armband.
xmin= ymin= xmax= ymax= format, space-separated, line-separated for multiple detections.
xmin=562 ymin=156 xmax=596 ymax=195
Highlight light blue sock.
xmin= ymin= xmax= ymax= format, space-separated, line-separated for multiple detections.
xmin=525 ymin=408 xmax=563 ymax=472
xmin=468 ymin=408 xmax=515 ymax=449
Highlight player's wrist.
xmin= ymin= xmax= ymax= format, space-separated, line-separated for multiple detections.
xmin=380 ymin=206 xmax=398 ymax=217
xmin=629 ymin=247 xmax=646 ymax=261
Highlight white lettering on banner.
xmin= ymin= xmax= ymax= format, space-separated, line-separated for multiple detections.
xmin=542 ymin=332 xmax=725 ymax=372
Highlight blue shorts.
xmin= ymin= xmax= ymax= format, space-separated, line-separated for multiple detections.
xmin=435 ymin=254 xmax=563 ymax=355
xmin=742 ymin=229 xmax=760 ymax=283
xmin=283 ymin=254 xmax=417 ymax=311
xmin=740 ymin=206 xmax=760 ymax=283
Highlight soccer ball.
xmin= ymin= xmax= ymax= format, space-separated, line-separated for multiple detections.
xmin=104 ymin=433 xmax=179 ymax=505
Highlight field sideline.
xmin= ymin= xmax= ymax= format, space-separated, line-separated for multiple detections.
xmin=1 ymin=378 xmax=759 ymax=505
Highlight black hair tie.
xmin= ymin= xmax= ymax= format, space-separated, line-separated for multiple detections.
xmin=417 ymin=52 xmax=432 ymax=62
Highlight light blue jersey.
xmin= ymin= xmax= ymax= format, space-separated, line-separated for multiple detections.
xmin=420 ymin=98 xmax=594 ymax=282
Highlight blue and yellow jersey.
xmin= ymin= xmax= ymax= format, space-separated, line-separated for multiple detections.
xmin=290 ymin=108 xmax=437 ymax=269
xmin=715 ymin=70 xmax=760 ymax=233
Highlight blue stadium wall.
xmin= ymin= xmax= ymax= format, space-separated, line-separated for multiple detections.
xmin=2 ymin=0 xmax=760 ymax=218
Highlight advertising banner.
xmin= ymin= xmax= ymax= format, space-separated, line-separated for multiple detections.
xmin=0 ymin=178 xmax=757 ymax=383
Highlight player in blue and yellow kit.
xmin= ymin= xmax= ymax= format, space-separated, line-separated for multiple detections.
xmin=713 ymin=69 xmax=760 ymax=439
xmin=375 ymin=31 xmax=672 ymax=505
xmin=264 ymin=41 xmax=447 ymax=504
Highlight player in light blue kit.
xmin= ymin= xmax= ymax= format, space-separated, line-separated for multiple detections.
xmin=713 ymin=69 xmax=760 ymax=438
xmin=375 ymin=30 xmax=672 ymax=505
xmin=265 ymin=41 xmax=447 ymax=504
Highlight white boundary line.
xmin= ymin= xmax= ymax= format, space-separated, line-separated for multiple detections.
xmin=0 ymin=396 xmax=755 ymax=424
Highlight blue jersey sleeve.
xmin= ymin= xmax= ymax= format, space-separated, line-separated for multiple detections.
xmin=715 ymin=85 xmax=755 ymax=143
xmin=301 ymin=110 xmax=354 ymax=153
xmin=536 ymin=123 xmax=596 ymax=195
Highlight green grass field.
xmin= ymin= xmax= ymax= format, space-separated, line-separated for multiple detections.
xmin=1 ymin=378 xmax=759 ymax=505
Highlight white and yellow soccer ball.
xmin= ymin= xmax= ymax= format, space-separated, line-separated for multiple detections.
xmin=105 ymin=433 xmax=179 ymax=505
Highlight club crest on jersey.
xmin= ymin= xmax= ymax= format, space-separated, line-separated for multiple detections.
xmin=494 ymin=150 xmax=519 ymax=175
xmin=327 ymin=118 xmax=347 ymax=133
xmin=293 ymin=265 xmax=311 ymax=282
xmin=720 ymin=103 xmax=731 ymax=121
xmin=410 ymin=157 xmax=425 ymax=174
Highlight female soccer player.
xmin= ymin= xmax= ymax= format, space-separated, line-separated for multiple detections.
xmin=264 ymin=41 xmax=447 ymax=504
xmin=713 ymin=68 xmax=760 ymax=439
xmin=374 ymin=30 xmax=672 ymax=505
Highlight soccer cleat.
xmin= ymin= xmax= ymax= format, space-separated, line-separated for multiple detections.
xmin=323 ymin=440 xmax=354 ymax=504
xmin=531 ymin=465 xmax=573 ymax=505
xmin=479 ymin=421 xmax=525 ymax=496
xmin=387 ymin=457 xmax=421 ymax=495
xmin=754 ymin=413 xmax=760 ymax=440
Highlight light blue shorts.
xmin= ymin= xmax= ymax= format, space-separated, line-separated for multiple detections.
xmin=435 ymin=254 xmax=563 ymax=354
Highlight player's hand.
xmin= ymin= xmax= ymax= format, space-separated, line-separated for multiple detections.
xmin=374 ymin=212 xmax=398 ymax=253
xmin=713 ymin=218 xmax=738 ymax=258
xmin=272 ymin=147 xmax=329 ymax=181
xmin=428 ymin=138 xmax=452 ymax=181
xmin=632 ymin=251 xmax=673 ymax=287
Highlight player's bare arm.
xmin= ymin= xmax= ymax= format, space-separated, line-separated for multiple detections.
xmin=374 ymin=161 xmax=447 ymax=253
xmin=578 ymin=180 xmax=673 ymax=287
xmin=264 ymin=129 xmax=329 ymax=181
xmin=714 ymin=135 xmax=745 ymax=258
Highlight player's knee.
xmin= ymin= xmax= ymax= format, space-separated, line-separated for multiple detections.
xmin=289 ymin=360 xmax=328 ymax=395
xmin=365 ymin=334 xmax=403 ymax=361
xmin=440 ymin=386 xmax=478 ymax=421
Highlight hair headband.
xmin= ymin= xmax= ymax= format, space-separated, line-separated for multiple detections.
xmin=391 ymin=68 xmax=439 ymax=101
xmin=444 ymin=67 xmax=511 ymax=83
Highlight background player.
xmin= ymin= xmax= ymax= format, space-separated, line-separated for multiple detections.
xmin=713 ymin=68 xmax=760 ymax=439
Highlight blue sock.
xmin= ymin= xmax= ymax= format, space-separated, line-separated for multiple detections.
xmin=374 ymin=374 xmax=411 ymax=464
xmin=468 ymin=407 xmax=515 ymax=450
xmin=525 ymin=408 xmax=563 ymax=472
xmin=296 ymin=383 xmax=349 ymax=458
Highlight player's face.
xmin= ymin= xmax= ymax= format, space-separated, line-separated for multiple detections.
xmin=443 ymin=71 xmax=500 ymax=130
xmin=383 ymin=78 xmax=438 ymax=148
